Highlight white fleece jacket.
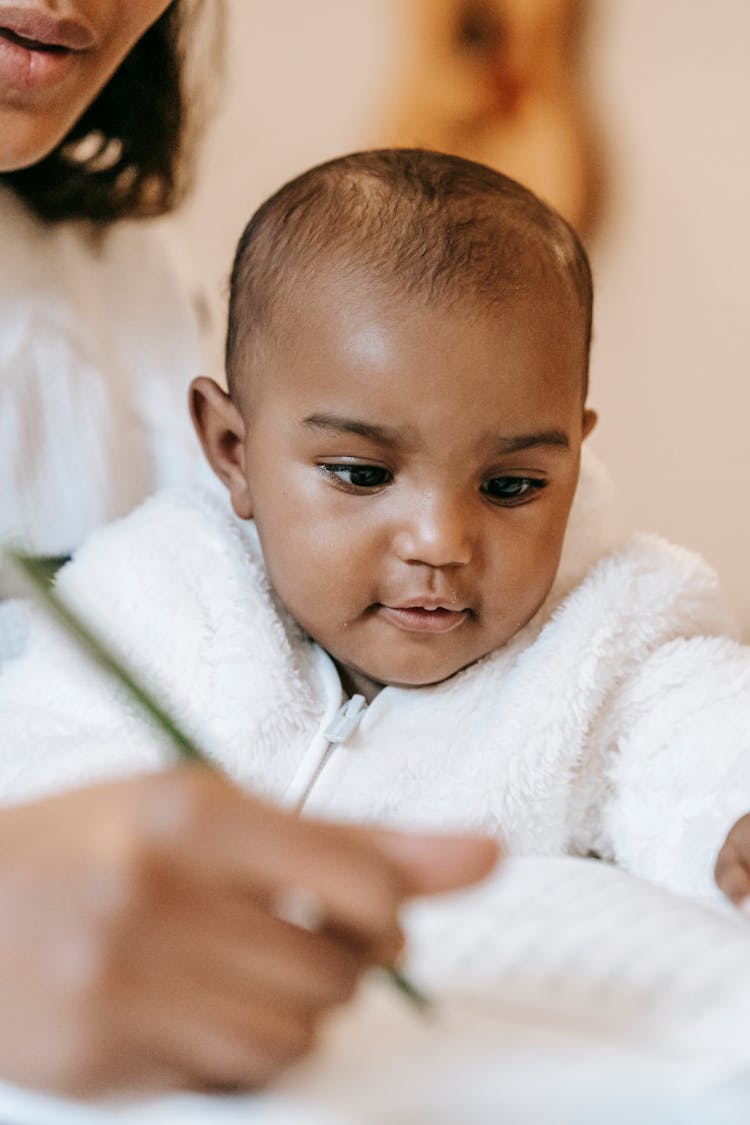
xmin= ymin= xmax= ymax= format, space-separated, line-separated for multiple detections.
xmin=2 ymin=455 xmax=750 ymax=902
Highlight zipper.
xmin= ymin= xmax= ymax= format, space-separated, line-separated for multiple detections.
xmin=288 ymin=693 xmax=367 ymax=813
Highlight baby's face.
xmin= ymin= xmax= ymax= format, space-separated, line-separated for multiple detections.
xmin=237 ymin=272 xmax=593 ymax=698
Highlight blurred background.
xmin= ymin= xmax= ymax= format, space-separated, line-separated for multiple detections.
xmin=162 ymin=0 xmax=750 ymax=630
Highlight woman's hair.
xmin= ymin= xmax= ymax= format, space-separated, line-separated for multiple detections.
xmin=1 ymin=0 xmax=223 ymax=224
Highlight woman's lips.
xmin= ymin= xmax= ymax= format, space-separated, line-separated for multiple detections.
xmin=0 ymin=7 xmax=94 ymax=91
xmin=377 ymin=605 xmax=469 ymax=634
xmin=0 ymin=29 xmax=75 ymax=89
xmin=0 ymin=7 xmax=96 ymax=50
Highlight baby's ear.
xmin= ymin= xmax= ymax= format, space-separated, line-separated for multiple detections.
xmin=189 ymin=377 xmax=253 ymax=519
xmin=582 ymin=408 xmax=598 ymax=439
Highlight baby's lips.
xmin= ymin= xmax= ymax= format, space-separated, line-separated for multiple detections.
xmin=385 ymin=597 xmax=468 ymax=613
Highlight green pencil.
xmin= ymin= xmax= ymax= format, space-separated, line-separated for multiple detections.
xmin=6 ymin=548 xmax=432 ymax=1015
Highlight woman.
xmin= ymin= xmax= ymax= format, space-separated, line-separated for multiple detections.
xmin=0 ymin=1 xmax=213 ymax=569
xmin=0 ymin=1 xmax=216 ymax=657
xmin=0 ymin=0 xmax=497 ymax=1096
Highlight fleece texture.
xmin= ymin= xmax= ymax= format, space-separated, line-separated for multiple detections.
xmin=1 ymin=453 xmax=749 ymax=901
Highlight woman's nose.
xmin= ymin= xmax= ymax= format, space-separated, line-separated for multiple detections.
xmin=392 ymin=493 xmax=474 ymax=568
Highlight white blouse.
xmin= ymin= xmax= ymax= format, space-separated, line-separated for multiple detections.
xmin=0 ymin=184 xmax=208 ymax=567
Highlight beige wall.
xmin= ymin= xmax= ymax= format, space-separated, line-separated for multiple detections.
xmin=165 ymin=0 xmax=402 ymax=360
xmin=586 ymin=1 xmax=750 ymax=631
xmin=165 ymin=0 xmax=750 ymax=630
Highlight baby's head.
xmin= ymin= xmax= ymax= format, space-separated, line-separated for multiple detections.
xmin=192 ymin=149 xmax=596 ymax=699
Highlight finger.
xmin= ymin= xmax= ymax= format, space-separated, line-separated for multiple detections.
xmin=259 ymin=827 xmax=407 ymax=951
xmin=89 ymin=1044 xmax=189 ymax=1099
xmin=181 ymin=895 xmax=366 ymax=1014
xmin=715 ymin=853 xmax=750 ymax=905
xmin=138 ymin=773 xmax=404 ymax=950
xmin=138 ymin=774 xmax=498 ymax=954
xmin=137 ymin=986 xmax=317 ymax=1091
xmin=717 ymin=863 xmax=750 ymax=906
xmin=363 ymin=827 xmax=502 ymax=897
xmin=726 ymin=813 xmax=750 ymax=852
xmin=115 ymin=874 xmax=366 ymax=1022
xmin=117 ymin=903 xmax=328 ymax=1091
xmin=273 ymin=824 xmax=503 ymax=946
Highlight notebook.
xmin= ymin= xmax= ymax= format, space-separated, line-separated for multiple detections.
xmin=2 ymin=855 xmax=750 ymax=1124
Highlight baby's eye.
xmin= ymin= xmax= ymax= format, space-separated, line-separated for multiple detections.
xmin=321 ymin=463 xmax=393 ymax=490
xmin=482 ymin=476 xmax=547 ymax=505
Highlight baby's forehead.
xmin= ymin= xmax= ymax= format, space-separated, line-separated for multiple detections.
xmin=231 ymin=230 xmax=591 ymax=413
xmin=250 ymin=264 xmax=589 ymax=414
xmin=276 ymin=255 xmax=587 ymax=349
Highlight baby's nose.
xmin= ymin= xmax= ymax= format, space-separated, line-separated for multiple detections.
xmin=392 ymin=493 xmax=473 ymax=568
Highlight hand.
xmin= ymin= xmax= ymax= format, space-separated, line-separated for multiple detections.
xmin=714 ymin=812 xmax=750 ymax=906
xmin=0 ymin=768 xmax=498 ymax=1096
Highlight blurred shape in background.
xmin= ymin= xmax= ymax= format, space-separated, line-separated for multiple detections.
xmin=384 ymin=0 xmax=603 ymax=237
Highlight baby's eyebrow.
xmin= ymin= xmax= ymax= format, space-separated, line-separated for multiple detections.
xmin=302 ymin=415 xmax=570 ymax=453
xmin=301 ymin=413 xmax=399 ymax=443
xmin=493 ymin=430 xmax=570 ymax=454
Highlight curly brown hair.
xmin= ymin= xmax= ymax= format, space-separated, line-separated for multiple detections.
xmin=1 ymin=0 xmax=223 ymax=224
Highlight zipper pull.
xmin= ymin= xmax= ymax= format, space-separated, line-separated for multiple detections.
xmin=323 ymin=693 xmax=366 ymax=743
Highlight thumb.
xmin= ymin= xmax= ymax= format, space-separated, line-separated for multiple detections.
xmin=365 ymin=828 xmax=501 ymax=899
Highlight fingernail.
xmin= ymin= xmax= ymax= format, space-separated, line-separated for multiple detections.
xmin=272 ymin=885 xmax=325 ymax=931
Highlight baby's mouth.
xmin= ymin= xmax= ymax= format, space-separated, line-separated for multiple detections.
xmin=376 ymin=603 xmax=469 ymax=635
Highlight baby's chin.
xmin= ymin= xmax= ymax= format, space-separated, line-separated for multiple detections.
xmin=337 ymin=655 xmax=479 ymax=700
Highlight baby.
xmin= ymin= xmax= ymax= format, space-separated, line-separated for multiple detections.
xmin=3 ymin=148 xmax=750 ymax=906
